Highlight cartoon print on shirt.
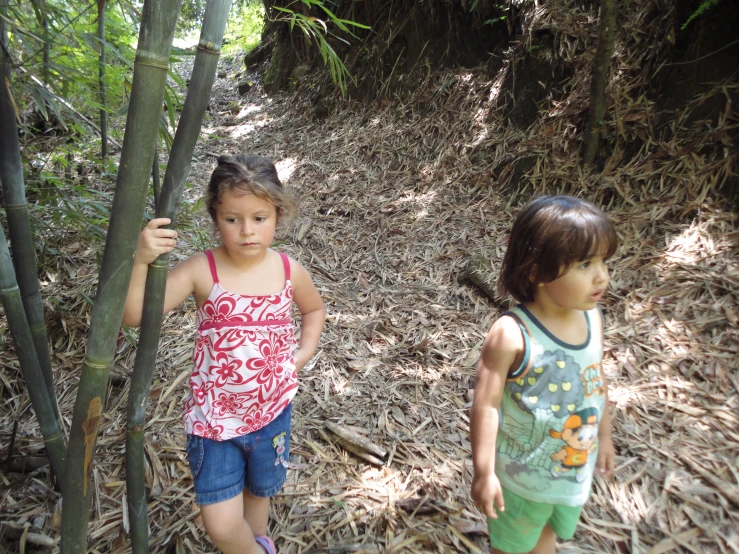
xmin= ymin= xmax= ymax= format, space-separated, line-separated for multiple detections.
xmin=508 ymin=349 xmax=585 ymax=416
xmin=501 ymin=348 xmax=607 ymax=484
xmin=549 ymin=407 xmax=599 ymax=483
xmin=501 ymin=349 xmax=587 ymax=474
xmin=581 ymin=362 xmax=606 ymax=397
xmin=273 ymin=431 xmax=289 ymax=468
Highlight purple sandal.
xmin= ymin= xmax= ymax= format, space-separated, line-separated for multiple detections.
xmin=255 ymin=536 xmax=276 ymax=554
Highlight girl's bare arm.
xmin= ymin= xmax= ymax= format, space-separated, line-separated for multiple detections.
xmin=122 ymin=218 xmax=199 ymax=327
xmin=289 ymin=259 xmax=325 ymax=371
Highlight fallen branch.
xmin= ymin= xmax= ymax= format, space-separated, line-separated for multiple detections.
xmin=325 ymin=421 xmax=388 ymax=465
xmin=6 ymin=456 xmax=48 ymax=473
xmin=460 ymin=254 xmax=509 ymax=309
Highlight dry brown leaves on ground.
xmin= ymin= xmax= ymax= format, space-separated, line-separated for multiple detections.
xmin=1 ymin=0 xmax=738 ymax=552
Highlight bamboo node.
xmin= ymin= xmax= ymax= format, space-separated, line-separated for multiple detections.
xmin=133 ymin=57 xmax=169 ymax=71
xmin=197 ymin=42 xmax=221 ymax=55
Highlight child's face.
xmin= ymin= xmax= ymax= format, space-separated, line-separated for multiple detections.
xmin=536 ymin=255 xmax=610 ymax=312
xmin=215 ymin=190 xmax=278 ymax=260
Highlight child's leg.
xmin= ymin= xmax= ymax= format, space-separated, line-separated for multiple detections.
xmin=489 ymin=525 xmax=556 ymax=554
xmin=243 ymin=488 xmax=270 ymax=536
xmin=530 ymin=525 xmax=557 ymax=554
xmin=200 ymin=493 xmax=264 ymax=554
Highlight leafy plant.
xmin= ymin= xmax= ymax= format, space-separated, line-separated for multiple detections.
xmin=270 ymin=0 xmax=370 ymax=93
xmin=681 ymin=0 xmax=720 ymax=30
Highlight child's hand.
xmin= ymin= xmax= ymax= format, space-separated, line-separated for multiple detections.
xmin=293 ymin=348 xmax=310 ymax=372
xmin=135 ymin=218 xmax=178 ymax=265
xmin=471 ymin=472 xmax=505 ymax=519
xmin=596 ymin=433 xmax=615 ymax=478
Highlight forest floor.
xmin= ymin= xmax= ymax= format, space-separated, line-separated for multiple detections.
xmin=1 ymin=46 xmax=738 ymax=554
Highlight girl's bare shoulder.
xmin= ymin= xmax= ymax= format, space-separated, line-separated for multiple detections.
xmin=170 ymin=252 xmax=213 ymax=298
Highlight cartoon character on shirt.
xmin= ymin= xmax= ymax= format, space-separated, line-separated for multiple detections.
xmin=549 ymin=407 xmax=599 ymax=483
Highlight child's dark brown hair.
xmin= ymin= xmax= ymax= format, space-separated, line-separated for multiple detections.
xmin=206 ymin=154 xmax=295 ymax=222
xmin=497 ymin=195 xmax=618 ymax=303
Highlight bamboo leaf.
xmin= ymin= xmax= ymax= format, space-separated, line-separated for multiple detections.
xmin=29 ymin=86 xmax=48 ymax=121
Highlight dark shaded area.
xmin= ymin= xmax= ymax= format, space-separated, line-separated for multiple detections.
xmin=501 ymin=30 xmax=573 ymax=130
xmin=651 ymin=0 xmax=739 ymax=209
xmin=251 ymin=0 xmax=738 ymax=207
xmin=259 ymin=0 xmax=511 ymax=99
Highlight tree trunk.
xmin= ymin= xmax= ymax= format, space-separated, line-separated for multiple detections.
xmin=582 ymin=0 xmax=616 ymax=166
xmin=125 ymin=3 xmax=231 ymax=551
xmin=60 ymin=1 xmax=183 ymax=551
xmin=0 ymin=0 xmax=63 ymax=435
xmin=98 ymin=0 xmax=108 ymax=158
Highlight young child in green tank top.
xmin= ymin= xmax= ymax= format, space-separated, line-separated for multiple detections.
xmin=470 ymin=195 xmax=618 ymax=554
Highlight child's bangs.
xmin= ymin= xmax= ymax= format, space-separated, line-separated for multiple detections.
xmin=562 ymin=210 xmax=618 ymax=263
xmin=231 ymin=180 xmax=295 ymax=222
xmin=232 ymin=180 xmax=274 ymax=203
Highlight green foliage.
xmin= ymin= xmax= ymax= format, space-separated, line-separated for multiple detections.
xmin=224 ymin=1 xmax=265 ymax=54
xmin=0 ymin=0 xmax=200 ymax=272
xmin=5 ymin=0 xmax=138 ymax=122
xmin=271 ymin=0 xmax=370 ymax=94
xmin=178 ymin=0 xmax=257 ymax=34
xmin=682 ymin=0 xmax=720 ymax=30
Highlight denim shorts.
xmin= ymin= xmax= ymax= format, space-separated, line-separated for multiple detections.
xmin=185 ymin=403 xmax=292 ymax=505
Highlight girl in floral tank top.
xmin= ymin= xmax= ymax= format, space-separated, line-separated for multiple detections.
xmin=124 ymin=154 xmax=325 ymax=554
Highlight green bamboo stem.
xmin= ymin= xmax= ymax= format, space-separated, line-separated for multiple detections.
xmin=0 ymin=0 xmax=62 ymax=433
xmin=152 ymin=145 xmax=160 ymax=207
xmin=31 ymin=0 xmax=49 ymax=85
xmin=60 ymin=1 xmax=183 ymax=552
xmin=125 ymin=3 xmax=232 ymax=551
xmin=98 ymin=0 xmax=108 ymax=159
xmin=0 ymin=229 xmax=66 ymax=483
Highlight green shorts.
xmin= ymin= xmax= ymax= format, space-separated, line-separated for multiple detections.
xmin=487 ymin=487 xmax=583 ymax=553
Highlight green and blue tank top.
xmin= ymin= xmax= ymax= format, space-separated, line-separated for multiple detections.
xmin=495 ymin=305 xmax=607 ymax=507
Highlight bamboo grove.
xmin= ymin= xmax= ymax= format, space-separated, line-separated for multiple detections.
xmin=0 ymin=0 xmax=232 ymax=551
xmin=0 ymin=0 xmax=620 ymax=550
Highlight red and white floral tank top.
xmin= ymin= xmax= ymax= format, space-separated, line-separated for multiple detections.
xmin=183 ymin=250 xmax=298 ymax=441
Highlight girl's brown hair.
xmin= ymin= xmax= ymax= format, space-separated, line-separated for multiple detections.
xmin=206 ymin=154 xmax=295 ymax=222
xmin=497 ymin=195 xmax=618 ymax=303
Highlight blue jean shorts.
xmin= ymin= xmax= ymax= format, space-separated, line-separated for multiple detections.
xmin=185 ymin=403 xmax=292 ymax=505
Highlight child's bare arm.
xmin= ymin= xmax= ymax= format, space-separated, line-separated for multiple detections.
xmin=122 ymin=218 xmax=197 ymax=327
xmin=596 ymin=375 xmax=615 ymax=477
xmin=289 ymin=259 xmax=325 ymax=371
xmin=470 ymin=316 xmax=523 ymax=519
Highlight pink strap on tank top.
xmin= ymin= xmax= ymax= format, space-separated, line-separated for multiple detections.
xmin=205 ymin=250 xmax=290 ymax=283
xmin=205 ymin=249 xmax=219 ymax=283
xmin=279 ymin=252 xmax=291 ymax=280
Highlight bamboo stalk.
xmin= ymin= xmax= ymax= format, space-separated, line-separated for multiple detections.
xmin=152 ymin=144 xmax=160 ymax=208
xmin=0 ymin=229 xmax=66 ymax=484
xmin=582 ymin=0 xmax=616 ymax=165
xmin=98 ymin=0 xmax=108 ymax=159
xmin=30 ymin=0 xmax=49 ymax=85
xmin=0 ymin=0 xmax=63 ymax=435
xmin=125 ymin=3 xmax=232 ymax=551
xmin=60 ymin=1 xmax=183 ymax=551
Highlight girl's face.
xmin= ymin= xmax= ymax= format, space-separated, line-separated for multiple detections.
xmin=215 ymin=189 xmax=278 ymax=261
xmin=535 ymin=255 xmax=610 ymax=312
